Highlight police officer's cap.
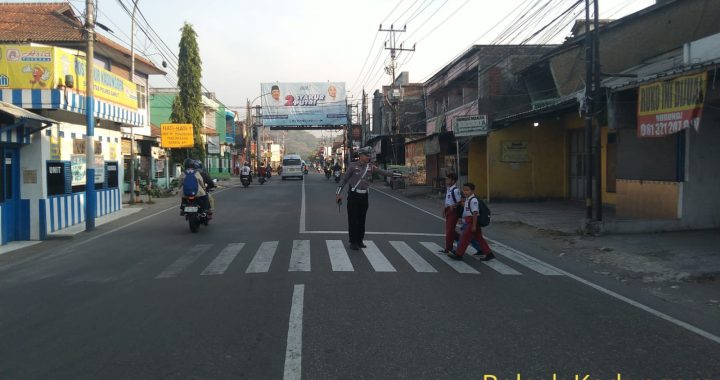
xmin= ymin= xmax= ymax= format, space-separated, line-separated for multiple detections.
xmin=358 ymin=147 xmax=373 ymax=156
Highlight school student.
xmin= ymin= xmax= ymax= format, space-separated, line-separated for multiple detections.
xmin=448 ymin=182 xmax=494 ymax=261
xmin=439 ymin=173 xmax=462 ymax=253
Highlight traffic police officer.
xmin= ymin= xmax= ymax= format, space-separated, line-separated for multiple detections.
xmin=335 ymin=147 xmax=402 ymax=250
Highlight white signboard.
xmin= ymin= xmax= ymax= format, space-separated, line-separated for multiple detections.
xmin=454 ymin=115 xmax=488 ymax=137
xmin=207 ymin=135 xmax=221 ymax=154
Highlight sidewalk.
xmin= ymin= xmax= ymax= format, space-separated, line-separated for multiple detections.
xmin=389 ymin=184 xmax=720 ymax=284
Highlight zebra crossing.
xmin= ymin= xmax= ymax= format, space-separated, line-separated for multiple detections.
xmin=153 ymin=239 xmax=563 ymax=279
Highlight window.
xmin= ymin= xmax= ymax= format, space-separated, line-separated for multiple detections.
xmin=136 ymin=84 xmax=147 ymax=109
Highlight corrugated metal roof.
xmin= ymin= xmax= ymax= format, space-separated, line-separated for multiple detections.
xmin=0 ymin=100 xmax=57 ymax=124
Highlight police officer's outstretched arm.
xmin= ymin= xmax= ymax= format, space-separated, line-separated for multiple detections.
xmin=335 ymin=164 xmax=353 ymax=201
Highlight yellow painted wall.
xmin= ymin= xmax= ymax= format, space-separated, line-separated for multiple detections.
xmin=486 ymin=120 xmax=567 ymax=200
xmin=616 ymin=180 xmax=679 ymax=219
xmin=467 ymin=137 xmax=487 ymax=198
xmin=601 ymin=127 xmax=617 ymax=205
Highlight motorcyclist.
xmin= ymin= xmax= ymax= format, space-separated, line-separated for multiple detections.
xmin=240 ymin=162 xmax=252 ymax=182
xmin=179 ymin=158 xmax=210 ymax=213
xmin=332 ymin=162 xmax=342 ymax=176
xmin=265 ymin=163 xmax=272 ymax=178
xmin=194 ymin=160 xmax=216 ymax=213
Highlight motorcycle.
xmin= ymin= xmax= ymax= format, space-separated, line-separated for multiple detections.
xmin=325 ymin=170 xmax=331 ymax=180
xmin=181 ymin=194 xmax=211 ymax=233
xmin=334 ymin=170 xmax=341 ymax=183
xmin=258 ymin=176 xmax=266 ymax=185
xmin=241 ymin=175 xmax=251 ymax=188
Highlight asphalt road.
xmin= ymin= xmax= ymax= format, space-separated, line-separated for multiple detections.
xmin=0 ymin=171 xmax=718 ymax=379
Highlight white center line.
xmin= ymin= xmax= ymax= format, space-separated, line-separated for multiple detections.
xmin=283 ymin=284 xmax=304 ymax=380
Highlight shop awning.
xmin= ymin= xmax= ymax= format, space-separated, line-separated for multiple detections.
xmin=0 ymin=100 xmax=58 ymax=144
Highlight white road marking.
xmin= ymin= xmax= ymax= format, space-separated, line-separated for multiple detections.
xmin=301 ymin=230 xmax=444 ymax=236
xmin=326 ymin=240 xmax=355 ymax=272
xmin=419 ymin=242 xmax=479 ymax=274
xmin=390 ymin=241 xmax=437 ymax=273
xmin=201 ymin=243 xmax=245 ymax=276
xmin=374 ymin=187 xmax=720 ymax=344
xmin=489 ymin=243 xmax=563 ymax=276
xmin=299 ymin=179 xmax=306 ymax=233
xmin=361 ymin=241 xmax=397 ymax=272
xmin=289 ymin=240 xmax=311 ymax=272
xmin=246 ymin=241 xmax=279 ymax=273
xmin=283 ymin=284 xmax=304 ymax=380
xmin=156 ymin=244 xmax=211 ymax=279
xmin=458 ymin=245 xmax=522 ymax=275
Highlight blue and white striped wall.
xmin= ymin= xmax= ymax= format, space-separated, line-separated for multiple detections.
xmin=40 ymin=188 xmax=121 ymax=235
xmin=0 ymin=89 xmax=145 ymax=127
xmin=0 ymin=124 xmax=31 ymax=144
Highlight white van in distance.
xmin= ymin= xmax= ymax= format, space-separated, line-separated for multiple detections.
xmin=281 ymin=154 xmax=304 ymax=180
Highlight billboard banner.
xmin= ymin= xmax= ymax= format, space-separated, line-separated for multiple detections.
xmin=0 ymin=45 xmax=138 ymax=109
xmin=453 ymin=115 xmax=488 ymax=137
xmin=637 ymin=72 xmax=706 ymax=138
xmin=260 ymin=82 xmax=347 ymax=127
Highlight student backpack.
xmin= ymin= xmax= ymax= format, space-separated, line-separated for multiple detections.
xmin=183 ymin=170 xmax=200 ymax=197
xmin=478 ymin=198 xmax=491 ymax=227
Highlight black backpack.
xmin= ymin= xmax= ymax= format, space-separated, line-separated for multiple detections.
xmin=478 ymin=198 xmax=491 ymax=227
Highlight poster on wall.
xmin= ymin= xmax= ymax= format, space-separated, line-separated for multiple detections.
xmin=501 ymin=141 xmax=530 ymax=162
xmin=637 ymin=72 xmax=706 ymax=138
xmin=71 ymin=154 xmax=105 ymax=185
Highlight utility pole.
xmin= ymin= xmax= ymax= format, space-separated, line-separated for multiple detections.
xmin=592 ymin=0 xmax=602 ymax=221
xmin=128 ymin=0 xmax=139 ymax=204
xmin=346 ymin=101 xmax=352 ymax=164
xmin=380 ymin=24 xmax=414 ymax=165
xmin=84 ymin=0 xmax=96 ymax=231
xmin=583 ymin=0 xmax=594 ymax=222
xmin=361 ymin=89 xmax=367 ymax=146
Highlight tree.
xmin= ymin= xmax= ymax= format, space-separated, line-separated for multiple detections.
xmin=170 ymin=22 xmax=204 ymax=163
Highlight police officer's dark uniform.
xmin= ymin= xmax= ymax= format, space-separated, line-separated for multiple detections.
xmin=335 ymin=147 xmax=400 ymax=250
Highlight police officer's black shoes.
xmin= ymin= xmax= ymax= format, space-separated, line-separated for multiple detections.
xmin=358 ymin=242 xmax=367 ymax=248
xmin=349 ymin=243 xmax=360 ymax=251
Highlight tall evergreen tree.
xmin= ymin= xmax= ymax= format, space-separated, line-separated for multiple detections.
xmin=171 ymin=22 xmax=204 ymax=162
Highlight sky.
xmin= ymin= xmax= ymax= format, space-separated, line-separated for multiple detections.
xmin=60 ymin=0 xmax=654 ymax=117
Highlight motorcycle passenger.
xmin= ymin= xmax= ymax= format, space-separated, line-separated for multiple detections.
xmin=194 ymin=160 xmax=216 ymax=213
xmin=241 ymin=162 xmax=252 ymax=182
xmin=179 ymin=158 xmax=210 ymax=213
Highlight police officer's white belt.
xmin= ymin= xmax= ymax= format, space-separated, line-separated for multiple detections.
xmin=352 ymin=189 xmax=368 ymax=194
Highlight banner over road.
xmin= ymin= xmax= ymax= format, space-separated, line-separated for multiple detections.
xmin=260 ymin=82 xmax=347 ymax=128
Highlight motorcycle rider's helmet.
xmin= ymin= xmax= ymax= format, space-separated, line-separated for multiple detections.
xmin=183 ymin=158 xmax=196 ymax=170
xmin=194 ymin=160 xmax=204 ymax=170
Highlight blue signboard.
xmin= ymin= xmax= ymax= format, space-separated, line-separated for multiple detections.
xmin=260 ymin=82 xmax=347 ymax=127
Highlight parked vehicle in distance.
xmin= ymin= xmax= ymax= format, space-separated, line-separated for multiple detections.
xmin=281 ymin=154 xmax=304 ymax=180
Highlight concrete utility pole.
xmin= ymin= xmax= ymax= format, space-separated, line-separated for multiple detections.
xmin=583 ymin=0 xmax=594 ymax=222
xmin=128 ymin=0 xmax=139 ymax=204
xmin=592 ymin=0 xmax=602 ymax=221
xmin=380 ymin=24 xmax=414 ymax=165
xmin=361 ymin=90 xmax=367 ymax=146
xmin=84 ymin=0 xmax=96 ymax=230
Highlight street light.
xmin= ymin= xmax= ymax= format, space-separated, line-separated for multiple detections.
xmin=246 ymin=93 xmax=270 ymax=172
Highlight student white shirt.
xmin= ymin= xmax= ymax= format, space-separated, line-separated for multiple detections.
xmin=445 ymin=185 xmax=461 ymax=207
xmin=463 ymin=195 xmax=479 ymax=218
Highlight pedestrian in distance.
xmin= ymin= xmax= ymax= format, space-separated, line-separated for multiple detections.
xmin=335 ymin=146 xmax=402 ymax=251
xmin=448 ymin=182 xmax=494 ymax=261
xmin=439 ymin=172 xmax=462 ymax=254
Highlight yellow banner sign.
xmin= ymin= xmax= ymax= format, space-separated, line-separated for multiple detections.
xmin=0 ymin=45 xmax=55 ymax=89
xmin=637 ymin=72 xmax=706 ymax=137
xmin=161 ymin=124 xmax=195 ymax=148
xmin=0 ymin=44 xmax=138 ymax=109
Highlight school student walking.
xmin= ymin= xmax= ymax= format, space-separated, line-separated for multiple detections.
xmin=448 ymin=182 xmax=494 ymax=261
xmin=439 ymin=173 xmax=462 ymax=254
